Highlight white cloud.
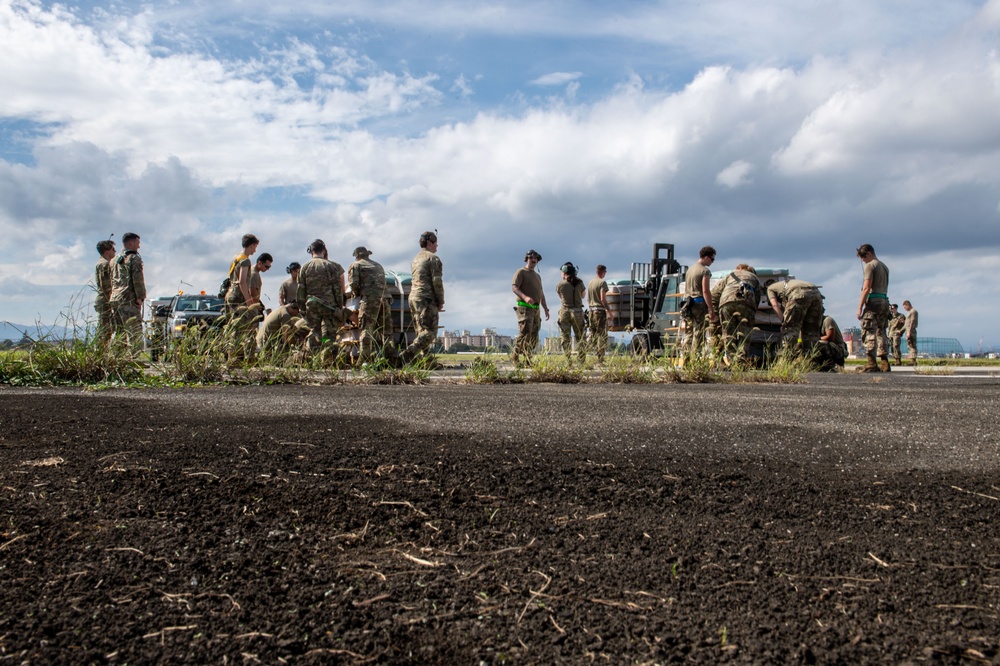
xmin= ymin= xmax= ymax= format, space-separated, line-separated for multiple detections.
xmin=530 ymin=72 xmax=583 ymax=86
xmin=716 ymin=160 xmax=754 ymax=188
xmin=1 ymin=0 xmax=999 ymax=349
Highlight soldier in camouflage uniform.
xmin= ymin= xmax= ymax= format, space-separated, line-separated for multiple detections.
xmin=555 ymin=262 xmax=586 ymax=362
xmin=903 ymin=300 xmax=918 ymax=365
xmin=682 ymin=246 xmax=717 ymax=357
xmin=255 ymin=301 xmax=301 ymax=355
xmin=856 ymin=243 xmax=891 ymax=372
xmin=586 ymin=265 xmax=610 ymax=362
xmin=348 ymin=246 xmax=395 ymax=363
xmin=710 ymin=263 xmax=760 ymax=364
xmin=399 ymin=231 xmax=444 ymax=365
xmin=94 ymin=239 xmax=116 ymax=345
xmin=296 ymin=239 xmax=346 ymax=351
xmin=278 ymin=262 xmax=300 ymax=307
xmin=887 ymin=303 xmax=905 ymax=365
xmin=224 ymin=235 xmax=263 ymax=361
xmin=109 ymin=232 xmax=146 ymax=357
xmin=766 ymin=278 xmax=824 ymax=356
xmin=511 ymin=250 xmax=549 ymax=365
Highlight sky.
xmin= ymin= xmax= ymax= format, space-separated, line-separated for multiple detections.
xmin=1 ymin=0 xmax=999 ymax=350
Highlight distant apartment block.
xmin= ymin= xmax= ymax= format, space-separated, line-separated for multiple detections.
xmin=441 ymin=328 xmax=514 ymax=351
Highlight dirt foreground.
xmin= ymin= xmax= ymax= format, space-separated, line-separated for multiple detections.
xmin=2 ymin=374 xmax=1000 ymax=664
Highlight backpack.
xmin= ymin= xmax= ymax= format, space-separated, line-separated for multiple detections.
xmin=219 ymin=253 xmax=248 ymax=299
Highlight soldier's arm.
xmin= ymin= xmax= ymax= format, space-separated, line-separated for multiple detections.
xmin=857 ymin=277 xmax=872 ymax=320
xmin=296 ymin=270 xmax=306 ymax=307
xmin=132 ymin=257 xmax=146 ymax=307
xmin=600 ymin=284 xmax=609 ymax=310
xmin=702 ymin=273 xmax=716 ymax=319
xmin=238 ymin=264 xmax=252 ymax=303
xmin=433 ymin=257 xmax=445 ymax=309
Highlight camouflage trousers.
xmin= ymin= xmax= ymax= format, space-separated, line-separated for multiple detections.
xmin=227 ymin=303 xmax=265 ymax=360
xmin=358 ymin=297 xmax=395 ymax=360
xmin=781 ymin=288 xmax=824 ymax=354
xmin=889 ymin=332 xmax=904 ymax=363
xmin=110 ymin=302 xmax=143 ymax=357
xmin=558 ymin=308 xmax=586 ymax=361
xmin=907 ymin=334 xmax=918 ymax=360
xmin=682 ymin=301 xmax=710 ymax=356
xmin=860 ymin=298 xmax=889 ymax=357
xmin=95 ymin=303 xmax=112 ymax=345
xmin=401 ymin=298 xmax=439 ymax=360
xmin=587 ymin=309 xmax=608 ymax=361
xmin=513 ymin=305 xmax=541 ymax=362
xmin=816 ymin=340 xmax=847 ymax=371
xmin=303 ymin=298 xmax=344 ymax=351
xmin=718 ymin=301 xmax=756 ymax=363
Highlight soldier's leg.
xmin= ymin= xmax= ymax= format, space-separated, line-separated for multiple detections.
xmin=780 ymin=297 xmax=807 ymax=353
xmin=401 ymin=301 xmax=438 ymax=362
xmin=907 ymin=334 xmax=918 ymax=364
xmin=557 ymin=308 xmax=573 ymax=358
xmin=573 ymin=311 xmax=586 ymax=361
xmin=859 ymin=310 xmax=880 ymax=371
xmin=357 ymin=301 xmax=374 ymax=360
xmin=589 ymin=310 xmax=607 ymax=361
xmin=800 ymin=296 xmax=825 ymax=355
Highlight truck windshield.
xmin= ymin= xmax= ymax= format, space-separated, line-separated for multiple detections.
xmin=174 ymin=296 xmax=225 ymax=313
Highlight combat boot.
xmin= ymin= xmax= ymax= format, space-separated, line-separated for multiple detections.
xmin=861 ymin=353 xmax=881 ymax=373
xmin=879 ymin=356 xmax=891 ymax=372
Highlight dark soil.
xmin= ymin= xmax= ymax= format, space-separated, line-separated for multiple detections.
xmin=2 ymin=375 xmax=1000 ymax=664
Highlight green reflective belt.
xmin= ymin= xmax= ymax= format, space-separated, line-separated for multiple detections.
xmin=516 ymin=301 xmax=539 ymax=309
xmin=867 ymin=293 xmax=888 ymax=300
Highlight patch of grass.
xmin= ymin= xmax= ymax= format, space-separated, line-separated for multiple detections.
xmin=527 ymin=356 xmax=585 ymax=384
xmin=354 ymin=356 xmax=430 ymax=385
xmin=598 ymin=355 xmax=657 ymax=384
xmin=913 ymin=366 xmax=955 ymax=376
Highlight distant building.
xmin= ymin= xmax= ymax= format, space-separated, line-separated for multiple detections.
xmin=441 ymin=328 xmax=514 ymax=351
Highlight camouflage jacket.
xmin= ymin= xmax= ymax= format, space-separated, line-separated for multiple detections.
xmin=94 ymin=257 xmax=112 ymax=309
xmin=410 ymin=250 xmax=444 ymax=306
xmin=109 ymin=251 xmax=146 ymax=306
xmin=887 ymin=314 xmax=905 ymax=336
xmin=348 ymin=258 xmax=388 ymax=303
xmin=296 ymin=257 xmax=344 ymax=309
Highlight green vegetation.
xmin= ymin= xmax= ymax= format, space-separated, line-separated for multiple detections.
xmin=4 ymin=307 xmax=991 ymax=388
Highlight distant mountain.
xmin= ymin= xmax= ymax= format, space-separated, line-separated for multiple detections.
xmin=0 ymin=322 xmax=75 ymax=341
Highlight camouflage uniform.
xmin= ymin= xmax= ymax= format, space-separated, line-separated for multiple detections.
xmin=904 ymin=307 xmax=918 ymax=362
xmin=512 ymin=267 xmax=544 ymax=363
xmin=109 ymin=250 xmax=146 ymax=356
xmin=256 ymin=304 xmax=299 ymax=354
xmin=682 ymin=262 xmax=712 ymax=356
xmin=348 ymin=254 xmax=394 ymax=361
xmin=278 ymin=277 xmax=297 ymax=306
xmin=860 ymin=259 xmax=890 ymax=359
xmin=556 ymin=278 xmax=586 ymax=361
xmin=94 ymin=256 xmax=113 ymax=344
xmin=296 ymin=257 xmax=345 ymax=350
xmin=400 ymin=249 xmax=444 ymax=362
xmin=225 ymin=254 xmax=262 ymax=359
xmin=710 ymin=269 xmax=760 ymax=363
xmin=817 ymin=315 xmax=848 ymax=370
xmin=586 ymin=276 xmax=609 ymax=361
xmin=766 ymin=279 xmax=824 ymax=354
xmin=887 ymin=311 xmax=905 ymax=364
